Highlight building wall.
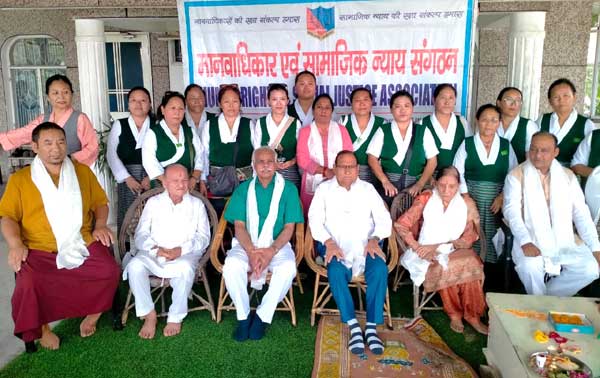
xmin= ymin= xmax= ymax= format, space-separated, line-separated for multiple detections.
xmin=477 ymin=0 xmax=594 ymax=115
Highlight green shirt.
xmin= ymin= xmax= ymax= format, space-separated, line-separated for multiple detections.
xmin=225 ymin=176 xmax=304 ymax=237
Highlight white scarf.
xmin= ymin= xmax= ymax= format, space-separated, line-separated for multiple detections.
xmin=391 ymin=121 xmax=414 ymax=167
xmin=128 ymin=115 xmax=151 ymax=150
xmin=306 ymin=121 xmax=342 ymax=194
xmin=498 ymin=116 xmax=521 ymax=142
xmin=473 ymin=132 xmax=500 ymax=165
xmin=246 ymin=172 xmax=285 ymax=289
xmin=294 ymin=100 xmax=313 ymax=127
xmin=217 ymin=113 xmax=241 ymax=143
xmin=549 ymin=109 xmax=578 ymax=143
xmin=265 ymin=113 xmax=292 ymax=148
xmin=30 ymin=156 xmax=88 ymax=269
xmin=158 ymin=119 xmax=186 ymax=167
xmin=185 ymin=109 xmax=207 ymax=136
xmin=430 ymin=113 xmax=457 ymax=150
xmin=585 ymin=166 xmax=600 ymax=224
xmin=349 ymin=113 xmax=375 ymax=150
xmin=400 ymin=189 xmax=467 ymax=286
xmin=522 ymin=159 xmax=579 ymax=272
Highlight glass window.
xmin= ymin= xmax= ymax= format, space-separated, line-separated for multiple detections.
xmin=105 ymin=41 xmax=144 ymax=113
xmin=8 ymin=36 xmax=66 ymax=127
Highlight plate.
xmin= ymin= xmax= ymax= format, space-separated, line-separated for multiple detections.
xmin=528 ymin=352 xmax=592 ymax=378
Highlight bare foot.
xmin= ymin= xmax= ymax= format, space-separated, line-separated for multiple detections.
xmin=163 ymin=322 xmax=181 ymax=337
xmin=80 ymin=313 xmax=102 ymax=338
xmin=40 ymin=324 xmax=60 ymax=350
xmin=465 ymin=317 xmax=489 ymax=335
xmin=449 ymin=317 xmax=464 ymax=333
xmin=138 ymin=311 xmax=157 ymax=339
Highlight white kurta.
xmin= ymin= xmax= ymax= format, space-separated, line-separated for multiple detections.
xmin=141 ymin=120 xmax=205 ymax=180
xmin=503 ymin=163 xmax=600 ymax=296
xmin=497 ymin=116 xmax=538 ymax=153
xmin=106 ymin=116 xmax=151 ymax=183
xmin=124 ymin=191 xmax=211 ymax=322
xmin=308 ymin=178 xmax=391 ymax=277
xmin=535 ymin=109 xmax=596 ymax=144
xmin=453 ymin=133 xmax=518 ymax=193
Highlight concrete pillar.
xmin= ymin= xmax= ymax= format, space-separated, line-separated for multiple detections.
xmin=507 ymin=12 xmax=546 ymax=120
xmin=75 ymin=19 xmax=116 ymax=225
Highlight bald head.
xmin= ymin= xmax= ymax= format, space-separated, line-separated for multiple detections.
xmin=164 ymin=164 xmax=188 ymax=179
xmin=164 ymin=164 xmax=189 ymax=202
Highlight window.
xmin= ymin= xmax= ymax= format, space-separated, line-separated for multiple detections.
xmin=585 ymin=14 xmax=600 ymax=119
xmin=2 ymin=36 xmax=66 ymax=128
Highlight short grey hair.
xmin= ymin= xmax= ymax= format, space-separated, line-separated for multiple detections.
xmin=252 ymin=146 xmax=277 ymax=163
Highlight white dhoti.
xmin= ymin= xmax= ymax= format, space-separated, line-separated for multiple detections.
xmin=222 ymin=238 xmax=296 ymax=323
xmin=124 ymin=251 xmax=202 ymax=323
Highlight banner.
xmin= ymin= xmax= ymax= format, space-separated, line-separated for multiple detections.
xmin=177 ymin=0 xmax=475 ymax=119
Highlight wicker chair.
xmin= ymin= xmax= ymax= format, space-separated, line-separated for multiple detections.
xmin=209 ymin=200 xmax=304 ymax=326
xmin=303 ymin=220 xmax=398 ymax=329
xmin=390 ymin=191 xmax=487 ymax=317
xmin=116 ymin=187 xmax=218 ymax=325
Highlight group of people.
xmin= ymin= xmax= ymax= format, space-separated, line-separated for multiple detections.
xmin=1 ymin=72 xmax=599 ymax=357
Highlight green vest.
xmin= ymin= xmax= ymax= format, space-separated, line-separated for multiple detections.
xmin=509 ymin=117 xmax=530 ymax=164
xmin=208 ymin=117 xmax=253 ymax=167
xmin=464 ymin=136 xmax=510 ymax=183
xmin=258 ymin=116 xmax=298 ymax=161
xmin=116 ymin=117 xmax=145 ymax=165
xmin=379 ymin=123 xmax=427 ymax=176
xmin=589 ymin=129 xmax=600 ymax=169
xmin=342 ymin=114 xmax=384 ymax=165
xmin=540 ymin=113 xmax=587 ymax=164
xmin=150 ymin=121 xmax=195 ymax=173
xmin=422 ymin=114 xmax=465 ymax=169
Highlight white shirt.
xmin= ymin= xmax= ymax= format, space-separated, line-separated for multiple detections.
xmin=294 ymin=100 xmax=314 ymax=128
xmin=536 ymin=109 xmax=596 ymax=144
xmin=107 ymin=116 xmax=151 ymax=183
xmin=141 ymin=120 xmax=204 ymax=180
xmin=429 ymin=113 xmax=472 ymax=150
xmin=503 ymin=164 xmax=600 ymax=251
xmin=497 ymin=116 xmax=538 ymax=153
xmin=366 ymin=121 xmax=439 ymax=163
xmin=308 ymin=178 xmax=391 ymax=274
xmin=453 ymin=133 xmax=518 ymax=193
xmin=134 ymin=191 xmax=211 ymax=256
xmin=571 ymin=130 xmax=597 ymax=167
xmin=251 ymin=113 xmax=300 ymax=149
xmin=185 ymin=109 xmax=209 ymax=136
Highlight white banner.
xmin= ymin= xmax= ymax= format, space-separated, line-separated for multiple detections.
xmin=177 ymin=0 xmax=475 ymax=119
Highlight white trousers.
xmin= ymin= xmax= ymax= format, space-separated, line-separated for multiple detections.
xmin=125 ymin=255 xmax=198 ymax=323
xmin=222 ymin=242 xmax=296 ymax=323
xmin=513 ymin=244 xmax=599 ymax=296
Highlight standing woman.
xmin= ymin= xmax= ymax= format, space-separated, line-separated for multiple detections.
xmin=339 ymin=87 xmax=385 ymax=183
xmin=495 ymin=87 xmax=538 ymax=164
xmin=421 ymin=84 xmax=471 ymax=171
xmin=297 ymin=93 xmax=352 ymax=213
xmin=183 ymin=84 xmax=216 ymax=136
xmin=142 ymin=91 xmax=204 ymax=191
xmin=253 ymin=83 xmax=301 ymax=187
xmin=453 ymin=104 xmax=517 ymax=291
xmin=537 ymin=78 xmax=596 ymax=166
xmin=0 ymin=74 xmax=98 ymax=166
xmin=201 ymin=85 xmax=255 ymax=198
xmin=367 ymin=90 xmax=438 ymax=205
xmin=107 ymin=86 xmax=153 ymax=233
xmin=288 ymin=70 xmax=316 ymax=127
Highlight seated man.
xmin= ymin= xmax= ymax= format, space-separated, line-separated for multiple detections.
xmin=0 ymin=122 xmax=120 ymax=350
xmin=308 ymin=150 xmax=391 ymax=355
xmin=504 ymin=131 xmax=600 ymax=296
xmin=124 ymin=164 xmax=210 ymax=338
xmin=222 ymin=146 xmax=303 ymax=341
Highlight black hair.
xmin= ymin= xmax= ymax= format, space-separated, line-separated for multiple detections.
xmin=350 ymin=87 xmax=372 ymax=103
xmin=531 ymin=131 xmax=559 ymax=148
xmin=45 ymin=74 xmax=73 ymax=95
xmin=156 ymin=91 xmax=185 ymax=120
xmin=435 ymin=165 xmax=461 ymax=183
xmin=334 ymin=150 xmax=357 ymax=166
xmin=294 ymin=70 xmax=316 ymax=85
xmin=496 ymin=86 xmax=523 ymax=102
xmin=433 ymin=83 xmax=456 ymax=99
xmin=217 ymin=85 xmax=241 ymax=105
xmin=184 ymin=83 xmax=206 ymax=99
xmin=548 ymin=78 xmax=576 ymax=99
xmin=389 ymin=90 xmax=414 ymax=108
xmin=475 ymin=104 xmax=501 ymax=120
xmin=267 ymin=83 xmax=289 ymax=100
xmin=32 ymin=122 xmax=65 ymax=143
xmin=127 ymin=86 xmax=151 ymax=103
xmin=312 ymin=93 xmax=335 ymax=111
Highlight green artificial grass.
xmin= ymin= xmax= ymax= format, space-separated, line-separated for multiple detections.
xmin=0 ymin=275 xmax=487 ymax=378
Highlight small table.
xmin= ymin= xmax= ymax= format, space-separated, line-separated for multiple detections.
xmin=484 ymin=293 xmax=600 ymax=377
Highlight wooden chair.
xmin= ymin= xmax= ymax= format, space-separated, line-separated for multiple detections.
xmin=390 ymin=191 xmax=487 ymax=317
xmin=116 ymin=187 xmax=218 ymax=324
xmin=303 ymin=221 xmax=398 ymax=329
xmin=209 ymin=200 xmax=304 ymax=326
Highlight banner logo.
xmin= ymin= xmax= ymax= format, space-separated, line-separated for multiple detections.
xmin=306 ymin=6 xmax=335 ymax=39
